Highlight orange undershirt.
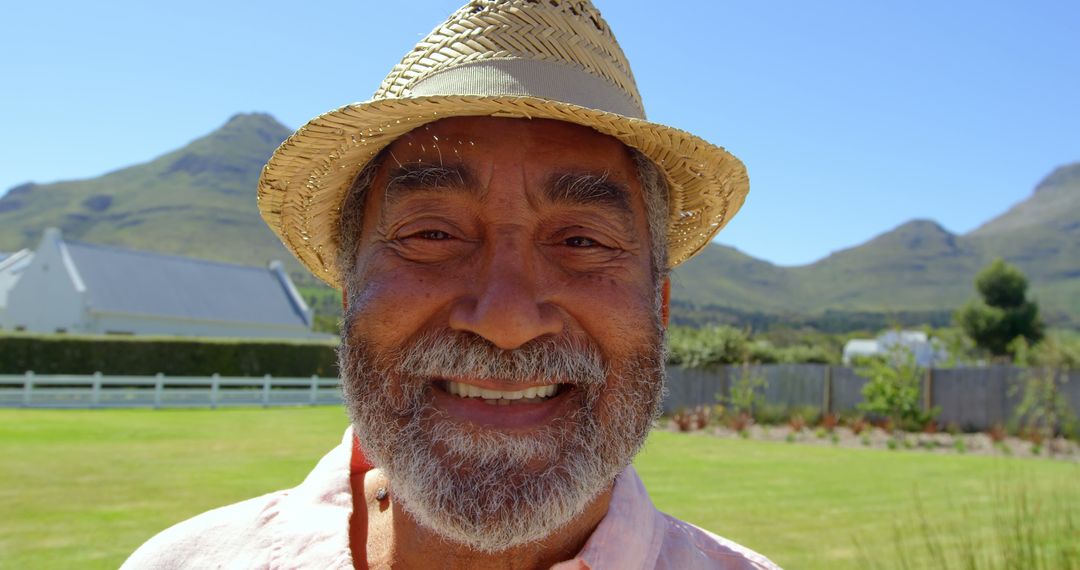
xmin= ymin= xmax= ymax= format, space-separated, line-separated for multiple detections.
xmin=348 ymin=436 xmax=373 ymax=569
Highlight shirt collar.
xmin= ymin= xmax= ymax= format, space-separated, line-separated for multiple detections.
xmin=570 ymin=465 xmax=666 ymax=570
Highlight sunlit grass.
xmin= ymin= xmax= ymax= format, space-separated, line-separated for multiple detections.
xmin=2 ymin=408 xmax=1076 ymax=569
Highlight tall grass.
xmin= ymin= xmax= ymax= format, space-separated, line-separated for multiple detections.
xmin=855 ymin=479 xmax=1079 ymax=569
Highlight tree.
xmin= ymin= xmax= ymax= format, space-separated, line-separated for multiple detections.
xmin=955 ymin=259 xmax=1043 ymax=358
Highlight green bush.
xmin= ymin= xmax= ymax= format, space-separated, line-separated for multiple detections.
xmin=750 ymin=403 xmax=822 ymax=427
xmin=667 ymin=325 xmax=843 ymax=366
xmin=753 ymin=403 xmax=789 ymax=426
xmin=856 ymin=346 xmax=939 ymax=432
xmin=0 ymin=334 xmax=339 ymax=377
xmin=724 ymin=364 xmax=767 ymax=416
xmin=775 ymin=345 xmax=835 ymax=364
xmin=666 ymin=325 xmax=749 ymax=368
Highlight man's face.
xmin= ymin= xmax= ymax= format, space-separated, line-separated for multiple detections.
xmin=338 ymin=116 xmax=666 ymax=551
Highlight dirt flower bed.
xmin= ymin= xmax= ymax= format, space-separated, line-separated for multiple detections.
xmin=664 ymin=419 xmax=1080 ymax=461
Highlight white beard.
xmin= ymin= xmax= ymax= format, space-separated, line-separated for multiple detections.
xmin=338 ymin=328 xmax=665 ymax=552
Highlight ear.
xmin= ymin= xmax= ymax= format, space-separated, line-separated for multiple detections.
xmin=661 ymin=277 xmax=671 ymax=328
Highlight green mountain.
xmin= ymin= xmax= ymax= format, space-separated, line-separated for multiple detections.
xmin=965 ymin=162 xmax=1080 ymax=322
xmin=673 ymin=162 xmax=1080 ymax=326
xmin=1 ymin=113 xmax=1076 ymax=328
xmin=0 ymin=113 xmax=296 ymax=271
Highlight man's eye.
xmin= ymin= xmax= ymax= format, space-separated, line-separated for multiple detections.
xmin=413 ymin=230 xmax=453 ymax=240
xmin=564 ymin=236 xmax=599 ymax=248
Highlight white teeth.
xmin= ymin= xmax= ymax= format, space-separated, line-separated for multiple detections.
xmin=446 ymin=381 xmax=559 ymax=401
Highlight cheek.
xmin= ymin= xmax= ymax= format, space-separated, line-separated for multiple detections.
xmin=346 ymin=256 xmax=465 ymax=350
xmin=563 ymin=273 xmax=659 ymax=357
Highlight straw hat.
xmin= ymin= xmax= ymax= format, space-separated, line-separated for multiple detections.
xmin=258 ymin=0 xmax=748 ymax=288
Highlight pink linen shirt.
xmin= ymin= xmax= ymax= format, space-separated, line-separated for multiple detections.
xmin=123 ymin=428 xmax=779 ymax=569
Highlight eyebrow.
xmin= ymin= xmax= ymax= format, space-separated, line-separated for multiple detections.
xmin=546 ymin=171 xmax=633 ymax=216
xmin=382 ymin=162 xmax=477 ymax=205
xmin=381 ymin=163 xmax=634 ymax=219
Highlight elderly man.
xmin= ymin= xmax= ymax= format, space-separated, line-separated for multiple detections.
xmin=124 ymin=1 xmax=777 ymax=568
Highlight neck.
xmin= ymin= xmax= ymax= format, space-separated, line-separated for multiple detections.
xmin=353 ymin=468 xmax=612 ymax=569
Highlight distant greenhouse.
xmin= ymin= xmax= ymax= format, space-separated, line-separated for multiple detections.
xmin=842 ymin=330 xmax=949 ymax=367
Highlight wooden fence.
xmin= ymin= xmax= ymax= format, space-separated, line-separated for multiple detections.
xmin=0 ymin=373 xmax=343 ymax=409
xmin=665 ymin=365 xmax=1080 ymax=431
xmin=3 ymin=366 xmax=1077 ymax=431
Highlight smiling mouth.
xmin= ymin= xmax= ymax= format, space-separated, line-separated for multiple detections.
xmin=436 ymin=380 xmax=566 ymax=406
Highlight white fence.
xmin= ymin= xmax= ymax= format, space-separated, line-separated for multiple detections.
xmin=0 ymin=373 xmax=343 ymax=409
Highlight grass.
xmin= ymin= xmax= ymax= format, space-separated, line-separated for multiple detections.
xmin=0 ymin=407 xmax=349 ymax=569
xmin=2 ymin=408 xmax=1077 ymax=569
xmin=635 ymin=432 xmax=1078 ymax=569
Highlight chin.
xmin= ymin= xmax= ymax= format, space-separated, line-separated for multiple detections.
xmin=338 ymin=326 xmax=666 ymax=551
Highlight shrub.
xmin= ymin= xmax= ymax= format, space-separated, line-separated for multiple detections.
xmin=988 ymin=424 xmax=1008 ymax=443
xmin=791 ymin=405 xmax=822 ymax=427
xmin=753 ymin=403 xmax=788 ymax=426
xmin=0 ymin=334 xmax=338 ymax=377
xmin=856 ymin=345 xmax=939 ymax=432
xmin=724 ymin=364 xmax=767 ymax=418
xmin=729 ymin=411 xmax=752 ymax=434
xmin=1011 ymin=337 xmax=1078 ymax=445
xmin=673 ymin=406 xmax=712 ymax=432
xmin=666 ymin=325 xmax=749 ymax=368
xmin=774 ymin=344 xmax=835 ymax=364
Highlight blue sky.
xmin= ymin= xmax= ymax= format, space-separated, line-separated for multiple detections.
xmin=3 ymin=0 xmax=1078 ymax=266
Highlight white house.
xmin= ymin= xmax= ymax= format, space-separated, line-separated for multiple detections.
xmin=0 ymin=228 xmax=321 ymax=340
xmin=842 ymin=329 xmax=949 ymax=367
xmin=0 ymin=249 xmax=34 ymax=326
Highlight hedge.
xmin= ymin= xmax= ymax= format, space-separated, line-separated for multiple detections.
xmin=0 ymin=334 xmax=339 ymax=377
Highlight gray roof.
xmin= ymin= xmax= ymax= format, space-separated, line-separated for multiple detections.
xmin=65 ymin=241 xmax=310 ymax=328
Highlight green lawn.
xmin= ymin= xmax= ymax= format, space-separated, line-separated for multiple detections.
xmin=1 ymin=408 xmax=1076 ymax=569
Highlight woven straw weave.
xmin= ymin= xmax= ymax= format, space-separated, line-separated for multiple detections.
xmin=258 ymin=0 xmax=748 ymax=288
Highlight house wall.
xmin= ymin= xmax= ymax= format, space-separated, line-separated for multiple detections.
xmin=85 ymin=311 xmax=319 ymax=340
xmin=2 ymin=232 xmax=86 ymax=333
xmin=0 ymin=251 xmax=31 ymax=305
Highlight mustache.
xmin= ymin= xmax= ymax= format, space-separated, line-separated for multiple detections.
xmin=393 ymin=329 xmax=608 ymax=387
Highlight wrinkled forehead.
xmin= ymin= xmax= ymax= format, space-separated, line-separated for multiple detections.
xmin=381 ymin=116 xmax=639 ymax=175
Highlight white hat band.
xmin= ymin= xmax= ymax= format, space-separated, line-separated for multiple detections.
xmin=405 ymin=58 xmax=645 ymax=120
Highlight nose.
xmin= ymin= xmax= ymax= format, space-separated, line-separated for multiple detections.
xmin=448 ymin=239 xmax=564 ymax=350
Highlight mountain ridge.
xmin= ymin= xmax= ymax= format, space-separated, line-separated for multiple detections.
xmin=1 ymin=113 xmax=1077 ymax=326
xmin=0 ymin=112 xmax=297 ymax=272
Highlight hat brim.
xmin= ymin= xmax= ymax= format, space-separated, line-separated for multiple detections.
xmin=257 ymin=95 xmax=749 ymax=289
